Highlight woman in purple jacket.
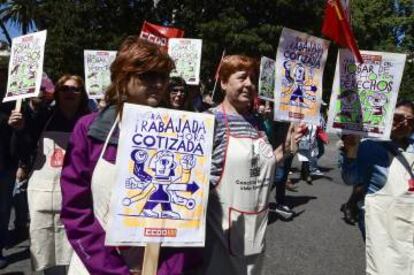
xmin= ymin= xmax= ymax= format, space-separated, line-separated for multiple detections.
xmin=60 ymin=37 xmax=202 ymax=274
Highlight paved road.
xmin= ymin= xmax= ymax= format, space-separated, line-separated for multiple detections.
xmin=1 ymin=136 xmax=365 ymax=275
xmin=263 ymin=137 xmax=365 ymax=275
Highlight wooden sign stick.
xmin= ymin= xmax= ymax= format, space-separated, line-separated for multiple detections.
xmin=15 ymin=99 xmax=22 ymax=113
xmin=142 ymin=243 xmax=161 ymax=275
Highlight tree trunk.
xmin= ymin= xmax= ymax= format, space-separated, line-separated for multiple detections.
xmin=0 ymin=20 xmax=12 ymax=45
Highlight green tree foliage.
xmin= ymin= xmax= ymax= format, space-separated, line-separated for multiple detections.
xmin=352 ymin=0 xmax=414 ymax=100
xmin=0 ymin=0 xmax=40 ymax=39
xmin=34 ymin=0 xmax=156 ymax=80
xmin=3 ymin=0 xmax=411 ymax=99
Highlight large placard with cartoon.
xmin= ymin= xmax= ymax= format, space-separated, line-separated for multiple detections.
xmin=84 ymin=50 xmax=117 ymax=99
xmin=106 ymin=103 xmax=215 ymax=247
xmin=168 ymin=38 xmax=202 ymax=85
xmin=3 ymin=30 xmax=47 ymax=102
xmin=258 ymin=57 xmax=275 ymax=102
xmin=274 ymin=28 xmax=329 ymax=125
xmin=327 ymin=49 xmax=406 ymax=139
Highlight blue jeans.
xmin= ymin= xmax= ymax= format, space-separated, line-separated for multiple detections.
xmin=274 ymin=155 xmax=294 ymax=204
xmin=338 ymin=151 xmax=358 ymax=186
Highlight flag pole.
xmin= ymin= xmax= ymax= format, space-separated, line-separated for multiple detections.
xmin=211 ymin=49 xmax=226 ymax=100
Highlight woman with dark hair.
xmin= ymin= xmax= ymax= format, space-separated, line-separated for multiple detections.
xmin=60 ymin=37 xmax=201 ymax=274
xmin=165 ymin=76 xmax=190 ymax=110
xmin=203 ymin=55 xmax=305 ymax=274
xmin=8 ymin=74 xmax=90 ymax=274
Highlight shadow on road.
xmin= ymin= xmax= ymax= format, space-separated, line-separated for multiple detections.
xmin=318 ymin=166 xmax=334 ymax=173
xmin=6 ymin=229 xmax=29 ymax=249
xmin=2 ymin=273 xmax=25 ymax=275
xmin=268 ymin=194 xmax=317 ymax=225
xmin=6 ymin=248 xmax=30 ymax=265
xmin=285 ymin=195 xmax=317 ymax=208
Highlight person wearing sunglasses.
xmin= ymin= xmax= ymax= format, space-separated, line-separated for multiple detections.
xmin=340 ymin=100 xmax=414 ymax=274
xmin=8 ymin=74 xmax=90 ymax=274
xmin=60 ymin=37 xmax=202 ymax=275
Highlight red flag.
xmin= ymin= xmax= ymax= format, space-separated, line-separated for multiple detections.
xmin=211 ymin=49 xmax=226 ymax=99
xmin=214 ymin=49 xmax=226 ymax=81
xmin=139 ymin=21 xmax=184 ymax=49
xmin=322 ymin=0 xmax=363 ymax=63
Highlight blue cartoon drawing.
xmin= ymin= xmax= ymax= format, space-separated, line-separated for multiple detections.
xmin=122 ymin=149 xmax=199 ymax=220
xmin=283 ymin=61 xmax=317 ymax=108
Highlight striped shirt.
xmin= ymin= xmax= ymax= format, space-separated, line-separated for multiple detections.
xmin=207 ymin=106 xmax=267 ymax=187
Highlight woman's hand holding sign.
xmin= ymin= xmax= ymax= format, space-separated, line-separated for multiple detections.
xmin=8 ymin=109 xmax=24 ymax=130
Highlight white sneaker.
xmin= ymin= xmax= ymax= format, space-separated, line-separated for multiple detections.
xmin=142 ymin=209 xmax=159 ymax=218
xmin=310 ymin=169 xmax=324 ymax=176
xmin=270 ymin=204 xmax=295 ymax=219
xmin=161 ymin=211 xmax=181 ymax=219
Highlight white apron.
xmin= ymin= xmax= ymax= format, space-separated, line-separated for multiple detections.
xmin=28 ymin=119 xmax=73 ymax=271
xmin=204 ymin=106 xmax=276 ymax=275
xmin=68 ymin=120 xmax=142 ymax=275
xmin=365 ymin=148 xmax=414 ymax=275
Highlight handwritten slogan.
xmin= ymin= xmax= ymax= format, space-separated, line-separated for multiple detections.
xmin=106 ymin=103 xmax=214 ymax=247
xmin=168 ymin=38 xmax=202 ymax=85
xmin=3 ymin=30 xmax=47 ymax=102
xmin=327 ymin=50 xmax=406 ymax=139
xmin=84 ymin=50 xmax=117 ymax=99
xmin=258 ymin=57 xmax=275 ymax=102
xmin=274 ymin=28 xmax=329 ymax=124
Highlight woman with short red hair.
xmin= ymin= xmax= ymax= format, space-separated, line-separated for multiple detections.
xmin=203 ymin=55 xmax=305 ymax=274
xmin=60 ymin=37 xmax=201 ymax=274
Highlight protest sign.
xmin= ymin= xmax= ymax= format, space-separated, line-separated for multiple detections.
xmin=3 ymin=30 xmax=47 ymax=103
xmin=168 ymin=38 xmax=202 ymax=85
xmin=327 ymin=49 xmax=406 ymax=139
xmin=84 ymin=50 xmax=117 ymax=99
xmin=274 ymin=28 xmax=330 ymax=125
xmin=106 ymin=103 xmax=215 ymax=247
xmin=258 ymin=57 xmax=275 ymax=101
xmin=139 ymin=21 xmax=184 ymax=49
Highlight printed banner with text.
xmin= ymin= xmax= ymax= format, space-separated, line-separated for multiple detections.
xmin=3 ymin=30 xmax=47 ymax=102
xmin=274 ymin=28 xmax=330 ymax=125
xmin=168 ymin=38 xmax=202 ymax=85
xmin=84 ymin=50 xmax=117 ymax=99
xmin=139 ymin=21 xmax=184 ymax=49
xmin=106 ymin=103 xmax=214 ymax=247
xmin=258 ymin=57 xmax=275 ymax=102
xmin=327 ymin=49 xmax=406 ymax=139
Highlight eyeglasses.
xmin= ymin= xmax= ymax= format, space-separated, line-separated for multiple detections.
xmin=61 ymin=85 xmax=82 ymax=93
xmin=393 ymin=113 xmax=414 ymax=127
xmin=136 ymin=71 xmax=169 ymax=83
xmin=170 ymin=88 xmax=186 ymax=96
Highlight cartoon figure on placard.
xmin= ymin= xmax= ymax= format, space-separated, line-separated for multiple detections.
xmin=284 ymin=61 xmax=317 ymax=108
xmin=87 ymin=72 xmax=100 ymax=95
xmin=336 ymin=89 xmax=363 ymax=123
xmin=123 ymin=149 xmax=199 ymax=220
xmin=365 ymin=93 xmax=388 ymax=125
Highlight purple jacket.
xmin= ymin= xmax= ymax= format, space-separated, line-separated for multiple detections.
xmin=60 ymin=109 xmax=202 ymax=275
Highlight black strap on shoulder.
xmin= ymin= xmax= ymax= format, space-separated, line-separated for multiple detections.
xmin=381 ymin=142 xmax=414 ymax=179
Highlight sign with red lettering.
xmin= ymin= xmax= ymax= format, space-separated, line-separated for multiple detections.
xmin=168 ymin=38 xmax=202 ymax=85
xmin=50 ymin=148 xmax=65 ymax=168
xmin=3 ymin=30 xmax=47 ymax=102
xmin=273 ymin=28 xmax=329 ymax=125
xmin=105 ymin=103 xmax=215 ymax=247
xmin=139 ymin=21 xmax=184 ymax=49
xmin=327 ymin=50 xmax=406 ymax=139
